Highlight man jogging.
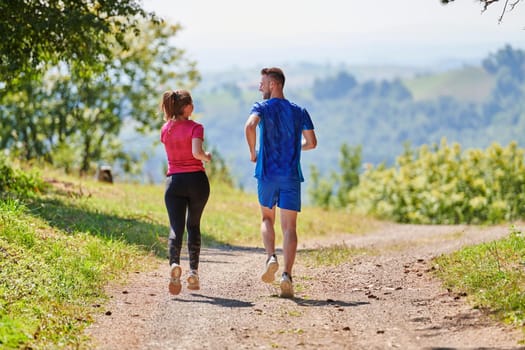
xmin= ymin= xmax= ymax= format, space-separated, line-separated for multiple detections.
xmin=244 ymin=67 xmax=317 ymax=298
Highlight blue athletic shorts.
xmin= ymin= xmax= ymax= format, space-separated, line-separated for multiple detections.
xmin=257 ymin=179 xmax=301 ymax=212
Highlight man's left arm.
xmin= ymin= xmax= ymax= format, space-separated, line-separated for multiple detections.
xmin=301 ymin=129 xmax=317 ymax=151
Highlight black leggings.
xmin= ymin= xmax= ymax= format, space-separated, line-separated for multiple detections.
xmin=165 ymin=171 xmax=210 ymax=271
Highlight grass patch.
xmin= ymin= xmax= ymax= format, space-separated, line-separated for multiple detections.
xmin=0 ymin=198 xmax=153 ymax=349
xmin=433 ymin=226 xmax=525 ymax=326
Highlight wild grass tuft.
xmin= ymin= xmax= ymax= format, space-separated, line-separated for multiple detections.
xmin=433 ymin=226 xmax=525 ymax=326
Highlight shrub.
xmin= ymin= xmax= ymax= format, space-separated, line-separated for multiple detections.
xmin=348 ymin=139 xmax=525 ymax=224
xmin=0 ymin=156 xmax=47 ymax=198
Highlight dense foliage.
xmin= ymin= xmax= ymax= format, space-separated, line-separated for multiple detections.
xmin=0 ymin=18 xmax=199 ymax=175
xmin=0 ymin=156 xmax=47 ymax=198
xmin=347 ymin=140 xmax=525 ymax=224
xmin=0 ymin=0 xmax=149 ymax=81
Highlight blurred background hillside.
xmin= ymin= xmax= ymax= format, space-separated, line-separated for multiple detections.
xmin=133 ymin=44 xmax=525 ymax=195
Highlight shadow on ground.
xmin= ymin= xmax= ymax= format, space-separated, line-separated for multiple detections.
xmin=171 ymin=293 xmax=255 ymax=308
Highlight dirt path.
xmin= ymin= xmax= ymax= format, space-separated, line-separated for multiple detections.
xmin=86 ymin=223 xmax=525 ymax=349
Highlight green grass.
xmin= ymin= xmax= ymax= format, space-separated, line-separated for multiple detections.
xmin=433 ymin=226 xmax=525 ymax=326
xmin=0 ymin=197 xmax=153 ymax=349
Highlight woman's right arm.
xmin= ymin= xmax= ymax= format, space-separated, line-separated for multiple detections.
xmin=192 ymin=138 xmax=212 ymax=162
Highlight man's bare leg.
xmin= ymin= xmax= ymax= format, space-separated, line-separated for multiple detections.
xmin=260 ymin=205 xmax=276 ymax=256
xmin=260 ymin=205 xmax=279 ymax=283
xmin=278 ymin=208 xmax=297 ymax=298
xmin=280 ymin=208 xmax=298 ymax=276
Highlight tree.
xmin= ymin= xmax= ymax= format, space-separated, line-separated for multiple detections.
xmin=480 ymin=45 xmax=525 ymax=123
xmin=334 ymin=144 xmax=362 ymax=207
xmin=482 ymin=45 xmax=525 ymax=82
xmin=313 ymin=71 xmax=357 ymax=99
xmin=308 ymin=165 xmax=335 ymax=209
xmin=440 ymin=0 xmax=522 ymax=23
xmin=0 ymin=0 xmax=152 ymax=82
xmin=308 ymin=144 xmax=362 ymax=208
xmin=0 ymin=73 xmax=52 ymax=160
xmin=0 ymin=19 xmax=200 ymax=175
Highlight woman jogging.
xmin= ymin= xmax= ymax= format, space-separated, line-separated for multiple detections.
xmin=160 ymin=89 xmax=212 ymax=295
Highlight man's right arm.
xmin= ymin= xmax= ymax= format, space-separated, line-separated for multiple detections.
xmin=245 ymin=114 xmax=260 ymax=162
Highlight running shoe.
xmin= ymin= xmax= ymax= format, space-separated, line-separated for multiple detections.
xmin=261 ymin=254 xmax=279 ymax=283
xmin=187 ymin=269 xmax=200 ymax=290
xmin=169 ymin=263 xmax=182 ymax=295
xmin=280 ymin=272 xmax=294 ymax=298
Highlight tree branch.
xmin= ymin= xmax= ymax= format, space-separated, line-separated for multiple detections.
xmin=510 ymin=0 xmax=521 ymax=10
xmin=497 ymin=0 xmax=510 ymax=24
xmin=441 ymin=0 xmax=522 ymax=23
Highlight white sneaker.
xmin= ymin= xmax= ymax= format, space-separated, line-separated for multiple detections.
xmin=169 ymin=264 xmax=182 ymax=295
xmin=187 ymin=270 xmax=200 ymax=290
xmin=261 ymin=255 xmax=279 ymax=283
xmin=280 ymin=272 xmax=294 ymax=298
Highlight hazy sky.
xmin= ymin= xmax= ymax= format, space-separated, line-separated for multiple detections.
xmin=142 ymin=0 xmax=524 ymax=71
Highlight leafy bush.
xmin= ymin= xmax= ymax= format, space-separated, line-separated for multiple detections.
xmin=347 ymin=139 xmax=525 ymax=224
xmin=0 ymin=156 xmax=47 ymax=198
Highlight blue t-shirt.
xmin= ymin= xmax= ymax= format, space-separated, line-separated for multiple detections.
xmin=250 ymin=98 xmax=314 ymax=182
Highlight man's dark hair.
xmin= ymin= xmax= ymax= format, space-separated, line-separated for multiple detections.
xmin=261 ymin=67 xmax=285 ymax=87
